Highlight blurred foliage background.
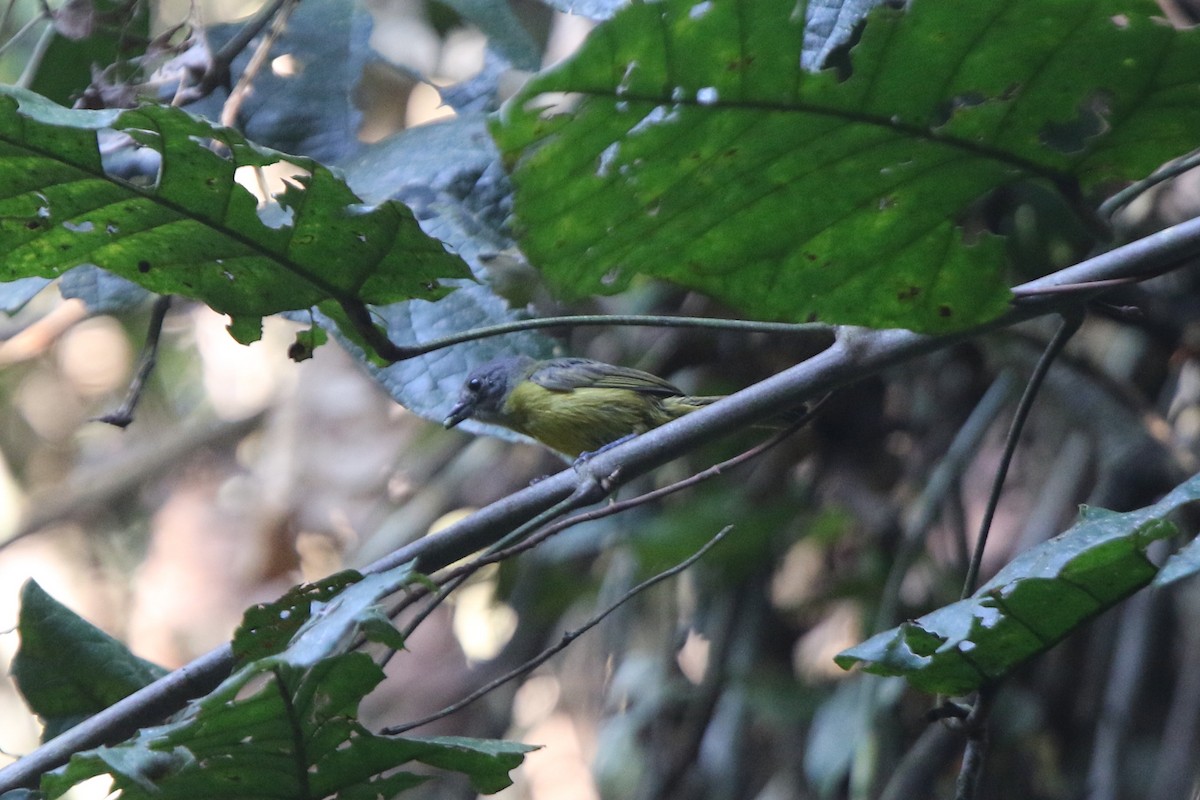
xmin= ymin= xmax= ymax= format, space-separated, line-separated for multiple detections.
xmin=3 ymin=1 xmax=1200 ymax=799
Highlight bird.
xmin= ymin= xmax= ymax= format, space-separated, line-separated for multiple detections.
xmin=442 ymin=355 xmax=725 ymax=458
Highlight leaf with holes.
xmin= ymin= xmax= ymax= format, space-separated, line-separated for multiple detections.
xmin=0 ymin=87 xmax=470 ymax=351
xmin=492 ymin=0 xmax=1200 ymax=333
xmin=41 ymin=565 xmax=535 ymax=799
xmin=835 ymin=472 xmax=1200 ymax=695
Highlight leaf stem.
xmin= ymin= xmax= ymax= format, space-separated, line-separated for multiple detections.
xmin=378 ymin=314 xmax=833 ymax=361
xmin=96 ymin=294 xmax=171 ymax=428
xmin=381 ymin=525 xmax=733 ymax=736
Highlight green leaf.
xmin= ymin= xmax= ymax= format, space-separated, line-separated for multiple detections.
xmin=42 ymin=563 xmax=535 ymax=799
xmin=12 ymin=581 xmax=167 ymax=742
xmin=0 ymin=87 xmax=470 ymax=351
xmin=492 ymin=0 xmax=1200 ymax=333
xmin=232 ymin=570 xmax=365 ymax=665
xmin=834 ymin=472 xmax=1200 ymax=695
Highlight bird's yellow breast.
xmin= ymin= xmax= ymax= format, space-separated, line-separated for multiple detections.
xmin=502 ymin=382 xmax=679 ymax=457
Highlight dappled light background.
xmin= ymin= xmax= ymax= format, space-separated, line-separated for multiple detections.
xmin=4 ymin=1 xmax=1200 ymax=799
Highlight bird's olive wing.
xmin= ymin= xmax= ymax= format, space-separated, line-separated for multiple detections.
xmin=530 ymin=358 xmax=682 ymax=396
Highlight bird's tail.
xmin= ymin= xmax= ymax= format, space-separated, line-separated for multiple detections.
xmin=665 ymin=395 xmax=809 ymax=427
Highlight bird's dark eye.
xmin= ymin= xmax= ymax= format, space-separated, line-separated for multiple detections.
xmin=467 ymin=378 xmax=482 ymax=392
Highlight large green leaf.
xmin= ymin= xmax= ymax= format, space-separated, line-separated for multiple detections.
xmin=492 ymin=0 xmax=1200 ymax=333
xmin=0 ymin=87 xmax=470 ymax=349
xmin=835 ymin=472 xmax=1200 ymax=695
xmin=12 ymin=581 xmax=167 ymax=743
xmin=42 ymin=565 xmax=535 ymax=799
xmin=337 ymin=115 xmax=556 ymax=425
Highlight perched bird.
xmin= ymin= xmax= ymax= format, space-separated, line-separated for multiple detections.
xmin=442 ymin=356 xmax=724 ymax=458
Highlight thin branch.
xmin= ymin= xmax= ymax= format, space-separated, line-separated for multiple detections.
xmin=953 ymin=686 xmax=997 ymax=800
xmin=1010 ymin=276 xmax=1140 ymax=297
xmin=172 ymin=0 xmax=291 ymax=105
xmin=1 ymin=413 xmax=263 ymax=554
xmin=961 ymin=312 xmax=1083 ymax=598
xmin=388 ymin=314 xmax=832 ymax=359
xmin=380 ymin=525 xmax=734 ymax=735
xmin=382 ymin=478 xmax=621 ymax=666
xmin=4 ymin=216 xmax=1200 ymax=792
xmin=96 ymin=295 xmax=171 ymax=428
xmin=15 ymin=17 xmax=53 ymax=88
xmin=218 ymin=0 xmax=296 ymax=124
xmin=341 ymin=304 xmax=834 ymax=364
xmin=385 ymin=404 xmax=820 ymax=661
xmin=875 ymin=373 xmax=1015 ymax=633
xmin=1098 ymin=146 xmax=1200 ymax=220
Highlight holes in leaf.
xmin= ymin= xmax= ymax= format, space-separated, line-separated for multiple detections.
xmin=522 ymin=92 xmax=582 ymax=120
xmin=596 ymin=142 xmax=620 ymax=177
xmin=234 ymin=161 xmax=310 ymax=229
xmin=931 ymin=92 xmax=987 ymax=129
xmin=99 ymin=130 xmax=162 ymax=186
xmin=1040 ymin=91 xmax=1111 ymax=154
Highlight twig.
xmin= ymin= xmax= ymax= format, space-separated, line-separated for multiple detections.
xmin=390 ymin=401 xmax=822 ymax=625
xmin=382 ymin=479 xmax=618 ymax=665
xmin=385 ymin=404 xmax=820 ymax=662
xmin=961 ymin=312 xmax=1083 ymax=599
xmin=380 ymin=314 xmax=833 ymax=361
xmin=218 ymin=0 xmax=296 ymax=125
xmin=878 ymin=723 xmax=961 ymax=800
xmin=173 ymin=0 xmax=291 ymax=105
xmin=15 ymin=17 xmax=53 ymax=88
xmin=1009 ymin=276 xmax=1140 ymax=297
xmin=953 ymin=686 xmax=996 ymax=800
xmin=874 ymin=374 xmax=1014 ymax=634
xmin=95 ymin=295 xmax=171 ymax=428
xmin=1098 ymin=146 xmax=1200 ymax=220
xmin=1086 ymin=586 xmax=1157 ymax=800
xmin=380 ymin=525 xmax=734 ymax=735
xmin=1 ymin=412 xmax=263 ymax=553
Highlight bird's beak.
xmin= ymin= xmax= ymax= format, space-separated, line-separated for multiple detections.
xmin=443 ymin=399 xmax=474 ymax=429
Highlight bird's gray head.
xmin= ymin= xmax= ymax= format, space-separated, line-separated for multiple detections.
xmin=443 ymin=356 xmax=534 ymax=429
